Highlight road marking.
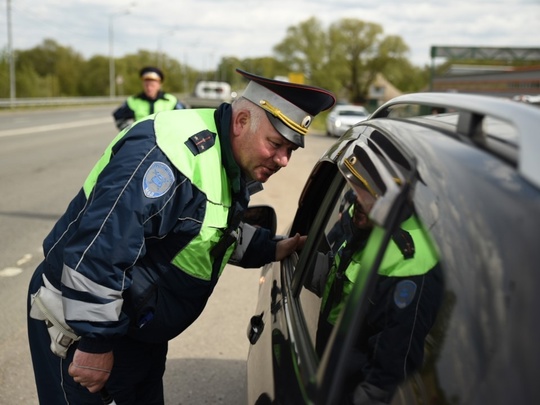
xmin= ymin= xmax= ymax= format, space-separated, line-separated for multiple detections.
xmin=0 ymin=253 xmax=36 ymax=277
xmin=0 ymin=267 xmax=23 ymax=277
xmin=17 ymin=254 xmax=33 ymax=266
xmin=0 ymin=117 xmax=112 ymax=138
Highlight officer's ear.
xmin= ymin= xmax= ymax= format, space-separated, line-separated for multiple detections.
xmin=232 ymin=109 xmax=251 ymax=137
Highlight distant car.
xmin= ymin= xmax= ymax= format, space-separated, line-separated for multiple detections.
xmin=245 ymin=93 xmax=540 ymax=404
xmin=326 ymin=104 xmax=369 ymax=137
xmin=194 ymin=81 xmax=232 ymax=101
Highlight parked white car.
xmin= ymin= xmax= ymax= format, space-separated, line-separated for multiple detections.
xmin=326 ymin=104 xmax=369 ymax=137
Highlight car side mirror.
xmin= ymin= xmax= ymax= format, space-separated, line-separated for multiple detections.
xmin=243 ymin=205 xmax=277 ymax=237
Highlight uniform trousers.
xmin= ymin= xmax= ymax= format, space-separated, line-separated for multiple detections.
xmin=27 ymin=262 xmax=168 ymax=405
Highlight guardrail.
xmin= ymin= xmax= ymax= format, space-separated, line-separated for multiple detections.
xmin=0 ymin=95 xmax=226 ymax=109
xmin=0 ymin=96 xmax=125 ymax=109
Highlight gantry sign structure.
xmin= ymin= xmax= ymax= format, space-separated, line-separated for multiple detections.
xmin=429 ymin=46 xmax=540 ymax=91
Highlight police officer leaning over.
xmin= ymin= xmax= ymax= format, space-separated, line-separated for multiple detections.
xmin=27 ymin=68 xmax=336 ymax=404
xmin=112 ymin=66 xmax=186 ymax=131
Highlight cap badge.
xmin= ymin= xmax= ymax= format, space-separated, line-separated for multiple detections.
xmin=259 ymin=100 xmax=309 ymax=136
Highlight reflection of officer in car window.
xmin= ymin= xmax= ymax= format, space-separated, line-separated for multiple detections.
xmin=316 ymin=186 xmax=443 ymax=404
xmin=327 ymin=189 xmax=358 ymax=252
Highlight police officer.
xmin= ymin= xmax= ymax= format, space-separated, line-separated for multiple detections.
xmin=316 ymin=152 xmax=443 ymax=404
xmin=112 ymin=66 xmax=186 ymax=131
xmin=27 ymin=69 xmax=336 ymax=404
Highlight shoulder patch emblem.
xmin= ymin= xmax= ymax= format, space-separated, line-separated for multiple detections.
xmin=393 ymin=280 xmax=417 ymax=309
xmin=185 ymin=130 xmax=216 ymax=155
xmin=143 ymin=161 xmax=175 ymax=198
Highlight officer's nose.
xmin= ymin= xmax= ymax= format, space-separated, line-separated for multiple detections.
xmin=273 ymin=149 xmax=290 ymax=168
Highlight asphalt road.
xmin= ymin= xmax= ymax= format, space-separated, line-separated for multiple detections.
xmin=0 ymin=105 xmax=336 ymax=404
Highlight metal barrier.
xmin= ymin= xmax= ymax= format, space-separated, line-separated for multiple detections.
xmin=0 ymin=95 xmax=223 ymax=109
xmin=0 ymin=97 xmax=125 ymax=109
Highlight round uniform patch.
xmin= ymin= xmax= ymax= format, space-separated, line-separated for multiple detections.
xmin=142 ymin=162 xmax=175 ymax=198
xmin=393 ymin=280 xmax=417 ymax=309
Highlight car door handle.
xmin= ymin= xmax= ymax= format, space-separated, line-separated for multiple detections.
xmin=247 ymin=312 xmax=265 ymax=345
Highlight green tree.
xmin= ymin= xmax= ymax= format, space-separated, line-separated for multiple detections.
xmin=16 ymin=39 xmax=84 ymax=96
xmin=273 ymin=17 xmax=428 ymax=103
xmin=78 ymin=55 xmax=109 ymax=96
xmin=0 ymin=48 xmax=9 ymax=98
xmin=216 ymin=56 xmax=244 ymax=88
xmin=17 ymin=61 xmax=55 ymax=97
xmin=328 ymin=19 xmax=410 ymax=103
xmin=383 ymin=60 xmax=431 ymax=93
xmin=273 ymin=17 xmax=329 ymax=87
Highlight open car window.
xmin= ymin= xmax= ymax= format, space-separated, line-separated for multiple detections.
xmin=295 ymin=128 xmax=418 ymax=347
xmin=285 ymin=128 xmax=445 ymax=404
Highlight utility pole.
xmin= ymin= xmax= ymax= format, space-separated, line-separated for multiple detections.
xmin=7 ymin=0 xmax=16 ymax=102
xmin=109 ymin=3 xmax=136 ymax=98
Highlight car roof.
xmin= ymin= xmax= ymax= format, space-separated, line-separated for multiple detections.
xmin=370 ymin=92 xmax=540 ymax=189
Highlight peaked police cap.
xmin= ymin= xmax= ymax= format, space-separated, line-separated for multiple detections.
xmin=236 ymin=69 xmax=336 ymax=147
xmin=140 ymin=66 xmax=164 ymax=82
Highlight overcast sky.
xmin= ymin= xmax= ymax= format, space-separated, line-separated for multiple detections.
xmin=2 ymin=0 xmax=539 ymax=71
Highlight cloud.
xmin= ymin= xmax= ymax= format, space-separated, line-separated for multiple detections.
xmin=1 ymin=0 xmax=538 ymax=70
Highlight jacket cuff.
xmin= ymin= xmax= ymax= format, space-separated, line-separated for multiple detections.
xmin=77 ymin=337 xmax=113 ymax=354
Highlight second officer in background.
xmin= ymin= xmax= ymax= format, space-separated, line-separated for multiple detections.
xmin=112 ymin=66 xmax=186 ymax=131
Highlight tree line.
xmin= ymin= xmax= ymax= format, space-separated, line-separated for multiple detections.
xmin=1 ymin=16 xmax=527 ymax=103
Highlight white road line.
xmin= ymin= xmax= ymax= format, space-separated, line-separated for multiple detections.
xmin=0 ymin=267 xmax=23 ymax=277
xmin=17 ymin=254 xmax=33 ymax=266
xmin=0 ymin=117 xmax=112 ymax=138
xmin=1 ymin=253 xmax=38 ymax=277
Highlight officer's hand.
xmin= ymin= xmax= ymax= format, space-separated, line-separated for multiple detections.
xmin=275 ymin=233 xmax=307 ymax=261
xmin=68 ymin=349 xmax=114 ymax=393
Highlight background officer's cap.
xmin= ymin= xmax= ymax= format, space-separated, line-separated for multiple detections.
xmin=140 ymin=66 xmax=164 ymax=82
xmin=237 ymin=69 xmax=336 ymax=148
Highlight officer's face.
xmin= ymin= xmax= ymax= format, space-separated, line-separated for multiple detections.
xmin=352 ymin=191 xmax=375 ymax=230
xmin=232 ymin=110 xmax=297 ymax=183
xmin=142 ymin=79 xmax=161 ymax=99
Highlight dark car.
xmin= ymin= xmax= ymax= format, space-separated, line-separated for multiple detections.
xmin=245 ymin=93 xmax=540 ymax=405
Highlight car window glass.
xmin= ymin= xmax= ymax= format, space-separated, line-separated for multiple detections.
xmin=296 ymin=130 xmax=414 ymax=351
xmin=291 ymin=130 xmax=445 ymax=405
xmin=298 ymin=183 xmax=357 ymax=348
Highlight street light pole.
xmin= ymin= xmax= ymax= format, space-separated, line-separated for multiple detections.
xmin=108 ymin=15 xmax=115 ymax=99
xmin=156 ymin=27 xmax=179 ymax=68
xmin=7 ymin=0 xmax=16 ymax=102
xmin=108 ymin=5 xmax=135 ymax=98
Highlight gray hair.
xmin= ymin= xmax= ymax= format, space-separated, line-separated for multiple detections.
xmin=232 ymin=96 xmax=265 ymax=132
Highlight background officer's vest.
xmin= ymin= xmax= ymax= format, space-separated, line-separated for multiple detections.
xmin=127 ymin=94 xmax=178 ymax=121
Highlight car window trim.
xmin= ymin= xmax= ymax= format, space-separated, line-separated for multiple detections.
xmin=280 ymin=252 xmax=319 ymax=399
xmin=291 ymin=173 xmax=346 ymax=296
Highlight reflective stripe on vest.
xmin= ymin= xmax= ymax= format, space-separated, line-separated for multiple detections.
xmin=154 ymin=109 xmax=234 ymax=280
xmin=322 ymin=214 xmax=438 ymax=324
xmin=127 ymin=94 xmax=178 ymax=121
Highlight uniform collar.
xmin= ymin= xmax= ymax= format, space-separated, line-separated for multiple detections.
xmin=136 ymin=90 xmax=167 ymax=102
xmin=214 ymin=103 xmax=242 ymax=194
